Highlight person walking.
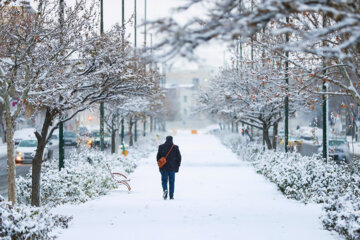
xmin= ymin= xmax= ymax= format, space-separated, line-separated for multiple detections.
xmin=156 ymin=136 xmax=181 ymax=200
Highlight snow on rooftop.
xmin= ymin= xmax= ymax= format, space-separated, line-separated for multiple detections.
xmin=179 ymin=84 xmax=195 ymax=88
xmin=164 ymin=83 xmax=177 ymax=89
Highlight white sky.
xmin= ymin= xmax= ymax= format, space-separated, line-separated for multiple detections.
xmin=26 ymin=0 xmax=229 ymax=71
xmin=102 ymin=0 xmax=228 ymax=71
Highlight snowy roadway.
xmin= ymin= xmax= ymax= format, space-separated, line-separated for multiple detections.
xmin=0 ymin=146 xmax=72 ymax=197
xmin=54 ymin=132 xmax=338 ymax=240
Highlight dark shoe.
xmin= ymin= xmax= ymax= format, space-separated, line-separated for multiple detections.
xmin=163 ymin=190 xmax=168 ymax=200
xmin=170 ymin=197 xmax=174 ymax=200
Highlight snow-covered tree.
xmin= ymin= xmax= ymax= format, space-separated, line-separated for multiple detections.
xmin=104 ymin=62 xmax=162 ymax=150
xmin=153 ymin=0 xmax=360 ymax=103
xmin=199 ymin=39 xmax=310 ymax=149
xmin=0 ymin=0 xmax=161 ymax=206
xmin=0 ymin=0 xmax=59 ymax=204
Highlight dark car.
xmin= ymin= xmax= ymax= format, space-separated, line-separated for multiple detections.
xmin=90 ymin=130 xmax=110 ymax=148
xmin=79 ymin=126 xmax=89 ymax=136
xmin=329 ymin=147 xmax=351 ymax=164
xmin=318 ymin=139 xmax=351 ymax=163
xmin=64 ymin=131 xmax=79 ymax=147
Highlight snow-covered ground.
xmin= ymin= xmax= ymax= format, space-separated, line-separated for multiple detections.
xmin=54 ymin=132 xmax=337 ymax=240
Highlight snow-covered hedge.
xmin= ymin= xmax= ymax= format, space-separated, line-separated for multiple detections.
xmin=251 ymin=151 xmax=353 ymax=203
xmin=16 ymin=151 xmax=118 ymax=207
xmin=0 ymin=196 xmax=71 ymax=239
xmin=16 ymin=135 xmax=158 ymax=207
xmin=320 ymin=171 xmax=360 ymax=240
xmin=217 ymin=131 xmax=360 ymax=239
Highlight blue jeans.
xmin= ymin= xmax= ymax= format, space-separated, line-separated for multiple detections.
xmin=160 ymin=170 xmax=175 ymax=198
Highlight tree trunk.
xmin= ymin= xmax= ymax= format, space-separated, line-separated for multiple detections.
xmin=143 ymin=118 xmax=146 ymax=137
xmin=31 ymin=109 xmax=53 ymax=207
xmin=129 ymin=117 xmax=133 ymax=146
xmin=134 ymin=120 xmax=137 ymax=142
xmin=162 ymin=121 xmax=166 ymax=132
xmin=263 ymin=124 xmax=272 ymax=150
xmin=150 ymin=116 xmax=153 ymax=132
xmin=5 ymin=112 xmax=16 ymax=204
xmin=111 ymin=125 xmax=115 ymax=154
xmin=272 ymin=121 xmax=279 ymax=150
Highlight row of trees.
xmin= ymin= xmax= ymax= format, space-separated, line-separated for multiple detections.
xmin=153 ymin=0 xmax=359 ymax=150
xmin=0 ymin=0 xmax=163 ymax=206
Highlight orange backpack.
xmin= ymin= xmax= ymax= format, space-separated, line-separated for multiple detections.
xmin=157 ymin=144 xmax=174 ymax=168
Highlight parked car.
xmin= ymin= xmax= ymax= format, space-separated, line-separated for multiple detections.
xmin=89 ymin=130 xmax=111 ymax=148
xmin=278 ymin=130 xmax=284 ymax=141
xmin=78 ymin=126 xmax=89 ymax=136
xmin=329 ymin=147 xmax=351 ymax=163
xmin=15 ymin=139 xmax=48 ymax=164
xmin=48 ymin=134 xmax=59 ymax=146
xmin=328 ymin=139 xmax=349 ymax=148
xmin=64 ymin=131 xmax=79 ymax=147
xmin=317 ymin=138 xmax=351 ymax=163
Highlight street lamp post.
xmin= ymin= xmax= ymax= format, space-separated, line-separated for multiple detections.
xmin=134 ymin=0 xmax=138 ymax=142
xmin=99 ymin=0 xmax=105 ymax=151
xmin=59 ymin=0 xmax=65 ymax=170
xmin=284 ymin=17 xmax=290 ymax=153
xmin=322 ymin=81 xmax=328 ymax=161
xmin=322 ymin=15 xmax=328 ymax=162
xmin=120 ymin=0 xmax=125 ymax=146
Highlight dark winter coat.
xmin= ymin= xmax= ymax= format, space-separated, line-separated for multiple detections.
xmin=156 ymin=137 xmax=181 ymax=172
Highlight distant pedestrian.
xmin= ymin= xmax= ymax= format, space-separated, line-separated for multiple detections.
xmin=156 ymin=136 xmax=181 ymax=200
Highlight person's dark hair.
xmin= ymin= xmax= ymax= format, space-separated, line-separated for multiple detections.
xmin=166 ymin=136 xmax=173 ymax=142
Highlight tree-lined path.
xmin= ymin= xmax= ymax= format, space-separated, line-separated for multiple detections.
xmin=54 ymin=132 xmax=337 ymax=240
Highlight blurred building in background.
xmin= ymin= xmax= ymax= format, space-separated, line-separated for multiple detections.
xmin=164 ymin=65 xmax=215 ymax=129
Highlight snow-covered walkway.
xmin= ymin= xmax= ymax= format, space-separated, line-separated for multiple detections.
xmin=54 ymin=132 xmax=337 ymax=240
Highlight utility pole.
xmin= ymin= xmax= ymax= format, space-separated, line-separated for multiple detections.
xmin=120 ymin=0 xmax=125 ymax=146
xmin=322 ymin=15 xmax=328 ymax=162
xmin=134 ymin=120 xmax=138 ymax=142
xmin=144 ymin=0 xmax=147 ymax=48
xmin=322 ymin=77 xmax=328 ymax=161
xmin=59 ymin=0 xmax=65 ymax=170
xmin=121 ymin=118 xmax=124 ymax=145
xmin=284 ymin=16 xmax=290 ymax=153
xmin=99 ymin=0 xmax=105 ymax=151
xmin=250 ymin=0 xmax=262 ymax=148
xmin=134 ymin=0 xmax=137 ymax=47
xmin=150 ymin=33 xmax=154 ymax=133
xmin=134 ymin=0 xmax=138 ymax=142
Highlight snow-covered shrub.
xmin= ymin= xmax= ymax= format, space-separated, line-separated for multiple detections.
xmin=321 ymin=169 xmax=360 ymax=240
xmin=16 ymin=134 xmax=158 ymax=207
xmin=251 ymin=150 xmax=352 ymax=203
xmin=215 ymin=130 xmax=261 ymax=161
xmin=0 ymin=196 xmax=71 ymax=239
xmin=16 ymin=150 xmax=118 ymax=207
xmin=217 ymin=132 xmax=352 ymax=203
xmin=216 ymin=131 xmax=360 ymax=239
